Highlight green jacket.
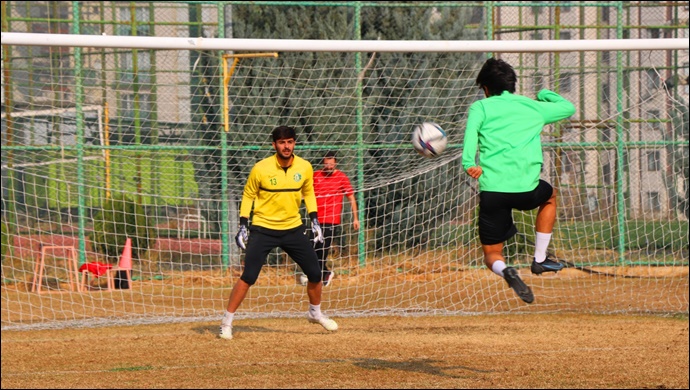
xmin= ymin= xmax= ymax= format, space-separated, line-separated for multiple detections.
xmin=461 ymin=89 xmax=576 ymax=193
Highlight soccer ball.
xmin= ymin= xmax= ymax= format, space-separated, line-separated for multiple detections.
xmin=411 ymin=122 xmax=448 ymax=158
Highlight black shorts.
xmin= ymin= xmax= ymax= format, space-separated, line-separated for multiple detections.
xmin=241 ymin=224 xmax=321 ymax=285
xmin=477 ymin=180 xmax=553 ymax=245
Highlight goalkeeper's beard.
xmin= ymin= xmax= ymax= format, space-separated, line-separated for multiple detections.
xmin=277 ymin=149 xmax=294 ymax=162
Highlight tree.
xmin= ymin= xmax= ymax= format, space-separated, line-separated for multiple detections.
xmin=227 ymin=4 xmax=485 ymax=250
xmin=359 ymin=6 xmax=484 ymax=251
xmin=669 ymin=83 xmax=689 ymax=219
xmin=188 ymin=5 xmax=245 ymax=235
xmin=91 ymin=193 xmax=154 ymax=263
xmin=663 ymin=75 xmax=689 ymax=219
xmin=188 ymin=46 xmax=224 ymax=234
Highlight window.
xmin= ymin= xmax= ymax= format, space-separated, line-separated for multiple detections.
xmin=682 ymin=62 xmax=689 ymax=95
xmin=559 ymin=31 xmax=571 ymax=40
xmin=82 ymin=5 xmax=101 ymax=17
xmin=645 ymin=150 xmax=661 ymax=171
xmin=646 ymin=192 xmax=661 ymax=212
xmin=646 ymin=110 xmax=661 ymax=131
xmin=117 ymin=6 xmax=152 ymax=36
xmin=601 ymin=124 xmax=612 ymax=142
xmin=645 ymin=69 xmax=661 ymax=91
xmin=119 ymin=50 xmax=152 ymax=84
xmin=116 ymin=7 xmax=153 ymax=85
xmin=601 ymin=51 xmax=610 ymax=65
xmin=559 ymin=72 xmax=572 ymax=93
xmin=642 ymin=69 xmax=661 ymax=99
xmin=560 ymin=150 xmax=581 ymax=174
xmin=120 ymin=93 xmax=151 ymax=120
xmin=80 ymin=25 xmax=101 ymax=35
xmin=587 ymin=194 xmax=598 ymax=212
xmin=533 ymin=72 xmax=544 ymax=94
xmin=80 ymin=5 xmax=102 ymax=35
xmin=561 ymin=150 xmax=572 ymax=173
xmin=602 ymin=162 xmax=612 ymax=185
xmin=601 ymin=82 xmax=611 ymax=116
xmin=82 ymin=69 xmax=101 ymax=86
xmin=601 ymin=7 xmax=610 ymax=22
xmin=647 ymin=28 xmax=661 ymax=39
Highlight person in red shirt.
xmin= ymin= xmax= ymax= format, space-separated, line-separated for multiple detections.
xmin=312 ymin=151 xmax=360 ymax=286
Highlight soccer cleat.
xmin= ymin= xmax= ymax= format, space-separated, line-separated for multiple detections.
xmin=503 ymin=267 xmax=534 ymax=304
xmin=531 ymin=256 xmax=565 ymax=275
xmin=219 ymin=324 xmax=233 ymax=340
xmin=323 ymin=270 xmax=335 ymax=287
xmin=307 ymin=312 xmax=338 ymax=332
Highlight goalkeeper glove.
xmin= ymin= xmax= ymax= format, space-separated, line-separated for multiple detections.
xmin=310 ymin=212 xmax=324 ymax=244
xmin=235 ymin=217 xmax=249 ymax=251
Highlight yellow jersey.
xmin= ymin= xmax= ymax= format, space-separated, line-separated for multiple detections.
xmin=240 ymin=153 xmax=317 ymax=230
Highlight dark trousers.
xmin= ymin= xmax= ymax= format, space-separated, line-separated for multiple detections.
xmin=242 ymin=225 xmax=321 ymax=285
xmin=313 ymin=224 xmax=338 ymax=273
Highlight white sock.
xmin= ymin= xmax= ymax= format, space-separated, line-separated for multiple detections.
xmin=491 ymin=261 xmax=507 ymax=278
xmin=309 ymin=304 xmax=322 ymax=319
xmin=221 ymin=310 xmax=234 ymax=326
xmin=534 ymin=232 xmax=552 ymax=263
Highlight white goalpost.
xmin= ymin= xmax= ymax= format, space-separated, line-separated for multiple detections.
xmin=1 ymin=32 xmax=688 ymax=331
xmin=2 ymin=32 xmax=687 ymax=52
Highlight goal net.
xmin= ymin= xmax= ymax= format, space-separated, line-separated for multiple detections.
xmin=1 ymin=32 xmax=688 ymax=330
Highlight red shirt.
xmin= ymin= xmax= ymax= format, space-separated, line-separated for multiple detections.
xmin=313 ymin=169 xmax=354 ymax=225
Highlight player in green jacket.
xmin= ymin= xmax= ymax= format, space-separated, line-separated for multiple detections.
xmin=220 ymin=126 xmax=338 ymax=339
xmin=462 ymin=57 xmax=576 ymax=304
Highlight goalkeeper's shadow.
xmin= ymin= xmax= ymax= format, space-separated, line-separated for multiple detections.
xmin=192 ymin=324 xmax=315 ymax=336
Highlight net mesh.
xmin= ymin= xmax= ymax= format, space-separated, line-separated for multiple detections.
xmin=1 ymin=5 xmax=689 ymax=330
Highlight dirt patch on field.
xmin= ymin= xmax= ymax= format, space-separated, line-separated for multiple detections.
xmin=1 ymin=313 xmax=688 ymax=389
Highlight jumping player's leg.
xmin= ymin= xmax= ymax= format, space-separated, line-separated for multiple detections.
xmin=535 ymin=186 xmax=557 ymax=234
xmin=481 ymin=242 xmax=506 ymax=276
xmin=481 ymin=241 xmax=534 ymax=304
xmin=478 ymin=191 xmax=533 ymax=304
xmin=529 ymin=182 xmax=564 ymax=274
xmin=478 ymin=191 xmax=516 ymax=277
xmin=534 ymin=186 xmax=557 ymax=262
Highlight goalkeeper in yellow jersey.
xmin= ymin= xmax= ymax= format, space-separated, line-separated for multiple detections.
xmin=461 ymin=58 xmax=576 ymax=304
xmin=220 ymin=126 xmax=337 ymax=340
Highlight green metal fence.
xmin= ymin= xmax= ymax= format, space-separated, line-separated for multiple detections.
xmin=1 ymin=1 xmax=688 ymax=270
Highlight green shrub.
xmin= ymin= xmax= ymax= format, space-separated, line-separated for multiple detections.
xmin=91 ymin=194 xmax=155 ymax=263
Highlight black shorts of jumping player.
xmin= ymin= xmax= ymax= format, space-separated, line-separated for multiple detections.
xmin=477 ymin=179 xmax=553 ymax=245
